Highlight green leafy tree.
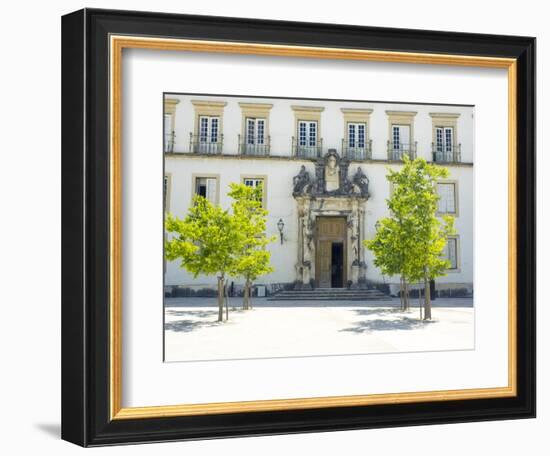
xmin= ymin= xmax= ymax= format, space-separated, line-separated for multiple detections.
xmin=365 ymin=157 xmax=455 ymax=319
xmin=165 ymin=196 xmax=239 ymax=322
xmin=228 ymin=183 xmax=275 ymax=310
xmin=165 ymin=183 xmax=275 ymax=321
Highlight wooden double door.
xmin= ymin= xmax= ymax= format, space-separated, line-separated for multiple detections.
xmin=315 ymin=217 xmax=347 ymax=288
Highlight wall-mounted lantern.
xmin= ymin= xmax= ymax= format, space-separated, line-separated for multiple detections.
xmin=277 ymin=218 xmax=285 ymax=245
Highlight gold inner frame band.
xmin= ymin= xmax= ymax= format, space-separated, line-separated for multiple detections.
xmin=109 ymin=35 xmax=517 ymax=420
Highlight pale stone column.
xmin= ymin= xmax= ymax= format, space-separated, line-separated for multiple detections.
xmin=302 ymin=208 xmax=314 ymax=289
xmin=294 ymin=198 xmax=305 ymax=289
xmin=294 ymin=198 xmax=315 ymax=290
xmin=358 ymin=202 xmax=368 ymax=287
xmin=349 ymin=199 xmax=360 ymax=288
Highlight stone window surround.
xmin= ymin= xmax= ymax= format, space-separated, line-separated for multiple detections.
xmin=291 ymin=105 xmax=325 ymax=142
xmin=429 ymin=112 xmax=461 ymax=146
xmin=238 ymin=103 xmax=273 ymax=142
xmin=190 ymin=173 xmax=221 ymax=205
xmin=436 ymin=179 xmax=460 ymax=217
xmin=240 ymin=174 xmax=268 ymax=208
xmin=164 ymin=98 xmax=180 ymax=121
xmin=388 ymin=179 xmax=459 ymax=217
xmin=190 ymin=100 xmax=227 ymax=142
xmin=341 ymin=108 xmax=373 ymax=145
xmin=164 ymin=173 xmax=172 ymax=212
xmin=164 ymin=98 xmax=180 ymax=152
xmin=386 ymin=110 xmax=418 ymax=144
xmin=445 ymin=234 xmax=461 ymax=273
xmin=163 ymin=172 xmax=173 ymax=274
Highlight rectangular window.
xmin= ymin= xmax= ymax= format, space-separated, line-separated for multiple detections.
xmin=194 ymin=177 xmax=218 ymax=204
xmin=298 ymin=120 xmax=317 ymax=146
xmin=436 ymin=127 xmax=454 ymax=152
xmin=445 ymin=128 xmax=453 ymax=152
xmin=437 ymin=182 xmax=457 ymax=214
xmin=348 ymin=122 xmax=366 ymax=148
xmin=198 ymin=116 xmax=220 ymax=143
xmin=245 ymin=118 xmax=266 ymax=145
xmin=443 ymin=237 xmax=458 ymax=270
xmin=164 ymin=175 xmax=169 ymax=210
xmin=392 ymin=125 xmax=400 ymax=149
xmin=243 ymin=177 xmax=264 ymax=188
xmin=392 ymin=124 xmax=410 ymax=150
xmin=243 ymin=177 xmax=265 ymax=207
xmin=164 ymin=113 xmax=174 ymax=152
xmin=210 ymin=117 xmax=219 ymax=143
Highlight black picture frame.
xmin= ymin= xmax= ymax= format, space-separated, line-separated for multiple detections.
xmin=62 ymin=8 xmax=536 ymax=447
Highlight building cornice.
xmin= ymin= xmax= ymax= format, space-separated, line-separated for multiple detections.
xmin=238 ymin=102 xmax=273 ymax=110
xmin=429 ymin=112 xmax=461 ymax=119
xmin=340 ymin=108 xmax=373 ymax=115
xmin=385 ymin=110 xmax=418 ymax=117
xmin=164 ymin=98 xmax=180 ymax=115
xmin=291 ymin=105 xmax=325 ymax=112
xmin=190 ymin=100 xmax=227 ymax=108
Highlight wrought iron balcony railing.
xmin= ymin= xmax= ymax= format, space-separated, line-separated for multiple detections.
xmin=342 ymin=139 xmax=372 ymax=160
xmin=189 ymin=133 xmax=224 ymax=155
xmin=238 ymin=134 xmax=271 ymax=156
xmin=387 ymin=141 xmax=417 ymax=161
xmin=292 ymin=136 xmax=323 ymax=159
xmin=432 ymin=143 xmax=462 ymax=163
xmin=164 ymin=131 xmax=175 ymax=153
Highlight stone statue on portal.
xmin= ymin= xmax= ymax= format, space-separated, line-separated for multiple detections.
xmin=325 ymin=154 xmax=340 ymax=192
xmin=352 ymin=166 xmax=369 ymax=197
xmin=292 ymin=165 xmax=312 ymax=195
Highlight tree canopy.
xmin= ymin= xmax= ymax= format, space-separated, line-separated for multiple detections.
xmin=228 ymin=183 xmax=275 ymax=309
xmin=165 ymin=195 xmax=238 ymax=279
xmin=228 ymin=183 xmax=274 ymax=279
xmin=165 ymin=182 xmax=274 ymax=319
xmin=365 ymin=157 xmax=455 ymax=317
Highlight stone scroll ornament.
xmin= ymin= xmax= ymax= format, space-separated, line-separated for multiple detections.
xmin=292 ymin=150 xmax=369 ymax=198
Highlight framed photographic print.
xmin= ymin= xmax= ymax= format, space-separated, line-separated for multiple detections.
xmin=61 ymin=8 xmax=536 ymax=447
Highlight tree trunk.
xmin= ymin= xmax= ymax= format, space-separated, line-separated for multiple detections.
xmin=225 ymin=282 xmax=229 ymax=321
xmin=404 ymin=281 xmax=410 ymax=311
xmin=399 ymin=276 xmax=405 ymax=310
xmin=217 ymin=275 xmax=225 ymax=322
xmin=423 ymin=272 xmax=432 ymax=320
xmin=248 ymin=279 xmax=253 ymax=309
xmin=243 ymin=279 xmax=252 ymax=310
xmin=419 ymin=283 xmax=423 ymax=320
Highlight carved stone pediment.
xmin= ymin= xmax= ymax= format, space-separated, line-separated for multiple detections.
xmin=292 ymin=149 xmax=369 ymax=198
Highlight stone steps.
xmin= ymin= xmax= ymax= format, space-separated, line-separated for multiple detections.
xmin=268 ymin=288 xmax=391 ymax=301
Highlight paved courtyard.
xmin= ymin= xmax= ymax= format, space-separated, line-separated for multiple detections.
xmin=164 ymin=297 xmax=474 ymax=362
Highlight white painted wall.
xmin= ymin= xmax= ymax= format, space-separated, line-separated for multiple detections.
xmin=165 ymin=96 xmax=474 ymax=289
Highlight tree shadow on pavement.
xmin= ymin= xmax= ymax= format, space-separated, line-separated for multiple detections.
xmin=353 ymin=308 xmax=404 ymax=317
xmin=340 ymin=316 xmax=436 ymax=333
xmin=164 ymin=319 xmax=221 ymax=333
xmin=165 ymin=309 xmax=221 ymax=333
xmin=166 ymin=309 xmax=218 ymax=319
xmin=164 ymin=309 xmax=248 ymax=333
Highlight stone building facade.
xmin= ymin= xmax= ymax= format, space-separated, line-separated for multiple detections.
xmin=164 ymin=94 xmax=474 ymax=297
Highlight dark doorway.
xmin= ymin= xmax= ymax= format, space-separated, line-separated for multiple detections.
xmin=315 ymin=217 xmax=347 ymax=288
xmin=331 ymin=242 xmax=344 ymax=288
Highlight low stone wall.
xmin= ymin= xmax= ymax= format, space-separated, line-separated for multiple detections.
xmin=165 ymin=281 xmax=472 ymax=298
xmin=387 ymin=282 xmax=473 ymax=298
xmin=165 ymin=282 xmax=296 ymax=298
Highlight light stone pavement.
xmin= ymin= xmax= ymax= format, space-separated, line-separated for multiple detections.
xmin=164 ymin=297 xmax=474 ymax=362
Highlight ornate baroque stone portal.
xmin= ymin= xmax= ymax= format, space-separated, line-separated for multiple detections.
xmin=292 ymin=150 xmax=370 ymax=289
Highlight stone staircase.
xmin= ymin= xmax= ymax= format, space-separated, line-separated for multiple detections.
xmin=268 ymin=287 xmax=392 ymax=301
